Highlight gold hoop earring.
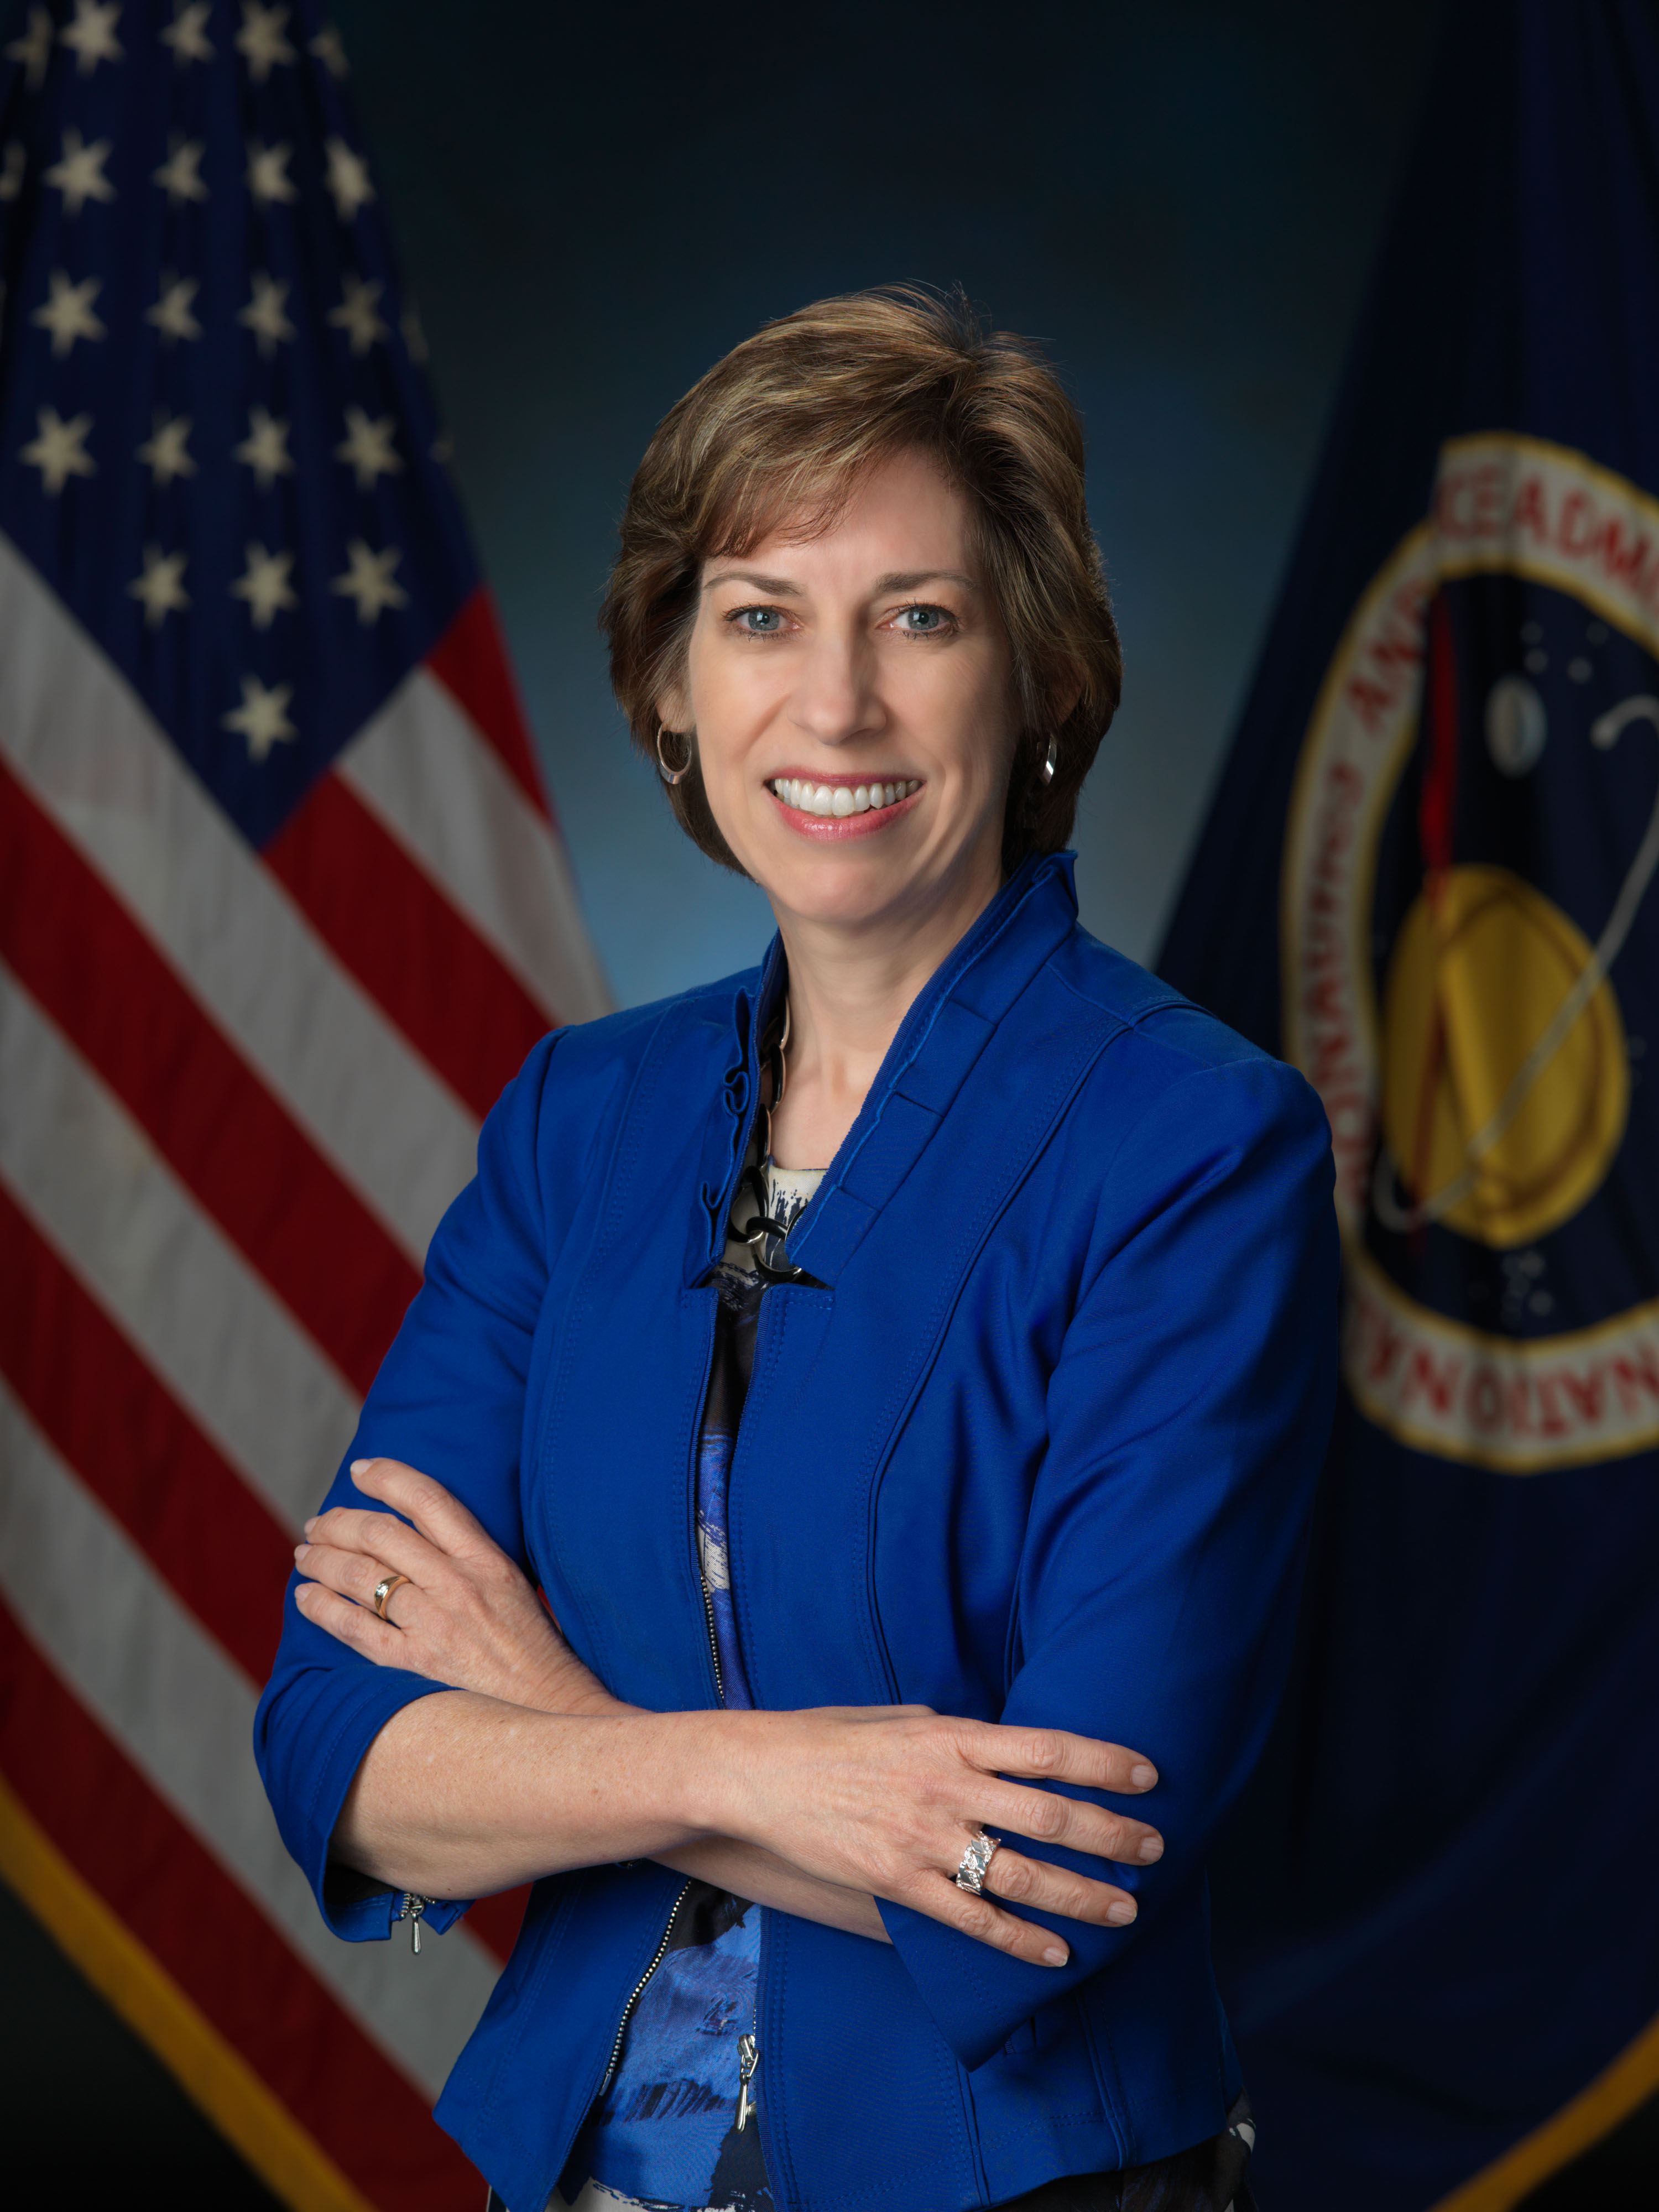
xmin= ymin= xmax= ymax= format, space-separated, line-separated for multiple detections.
xmin=657 ymin=726 xmax=692 ymax=785
xmin=1041 ymin=733 xmax=1058 ymax=786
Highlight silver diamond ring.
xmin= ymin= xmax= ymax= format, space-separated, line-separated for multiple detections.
xmin=954 ymin=1830 xmax=1003 ymax=1895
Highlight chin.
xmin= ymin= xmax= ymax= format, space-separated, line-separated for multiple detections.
xmin=761 ymin=844 xmax=923 ymax=927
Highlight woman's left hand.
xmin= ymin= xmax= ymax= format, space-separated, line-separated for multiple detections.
xmin=294 ymin=1458 xmax=630 ymax=1718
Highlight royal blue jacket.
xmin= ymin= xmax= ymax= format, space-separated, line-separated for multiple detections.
xmin=255 ymin=853 xmax=1338 ymax=2212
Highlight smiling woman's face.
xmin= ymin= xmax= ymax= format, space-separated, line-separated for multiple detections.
xmin=662 ymin=447 xmax=1020 ymax=941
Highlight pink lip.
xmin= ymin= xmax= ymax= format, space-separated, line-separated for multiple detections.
xmin=766 ymin=778 xmax=924 ymax=841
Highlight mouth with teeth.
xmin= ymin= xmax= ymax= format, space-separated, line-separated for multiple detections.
xmin=767 ymin=775 xmax=922 ymax=825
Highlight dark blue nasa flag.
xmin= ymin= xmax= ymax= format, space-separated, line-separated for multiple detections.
xmin=1159 ymin=3 xmax=1659 ymax=2206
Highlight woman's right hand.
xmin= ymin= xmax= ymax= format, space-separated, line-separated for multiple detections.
xmin=696 ymin=1705 xmax=1162 ymax=1968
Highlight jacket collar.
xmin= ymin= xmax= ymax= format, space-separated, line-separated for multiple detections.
xmin=686 ymin=852 xmax=1081 ymax=1288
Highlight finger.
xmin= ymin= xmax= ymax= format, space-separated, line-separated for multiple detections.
xmin=293 ymin=1578 xmax=406 ymax=1666
xmin=349 ymin=1457 xmax=499 ymax=1561
xmin=980 ymin=1848 xmax=1139 ymax=1928
xmin=295 ymin=1540 xmax=421 ymax=1625
xmin=906 ymin=1872 xmax=1073 ymax=1969
xmin=972 ymin=1781 xmax=1164 ymax=1868
xmin=967 ymin=1723 xmax=1158 ymax=1794
xmin=304 ymin=1505 xmax=447 ymax=1584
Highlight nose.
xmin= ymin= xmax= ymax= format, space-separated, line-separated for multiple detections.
xmin=788 ymin=620 xmax=885 ymax=749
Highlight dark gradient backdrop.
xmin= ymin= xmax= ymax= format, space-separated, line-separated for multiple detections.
xmin=0 ymin=1 xmax=1458 ymax=2199
xmin=330 ymin=0 xmax=1441 ymax=1008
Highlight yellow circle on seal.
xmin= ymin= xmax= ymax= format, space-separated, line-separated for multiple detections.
xmin=1380 ymin=864 xmax=1629 ymax=1248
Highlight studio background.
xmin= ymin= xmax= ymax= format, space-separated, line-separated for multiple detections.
xmin=0 ymin=0 xmax=1449 ymax=2194
xmin=330 ymin=0 xmax=1441 ymax=1008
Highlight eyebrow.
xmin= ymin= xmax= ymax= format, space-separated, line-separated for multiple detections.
xmin=702 ymin=570 xmax=804 ymax=596
xmin=701 ymin=567 xmax=983 ymax=597
xmin=874 ymin=570 xmax=983 ymax=594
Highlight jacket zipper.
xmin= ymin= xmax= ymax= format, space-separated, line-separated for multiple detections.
xmin=395 ymin=1891 xmax=434 ymax=1954
xmin=736 ymin=2028 xmax=760 ymax=2131
xmin=599 ymin=1880 xmax=692 ymax=2098
xmin=700 ymin=1577 xmax=726 ymax=1705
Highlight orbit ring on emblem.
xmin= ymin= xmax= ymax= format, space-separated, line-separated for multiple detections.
xmin=954 ymin=1830 xmax=1003 ymax=1895
xmin=373 ymin=1572 xmax=411 ymax=1622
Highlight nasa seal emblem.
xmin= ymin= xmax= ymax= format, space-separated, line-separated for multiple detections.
xmin=1282 ymin=432 xmax=1659 ymax=1470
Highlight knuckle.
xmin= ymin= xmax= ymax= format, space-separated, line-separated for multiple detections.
xmin=984 ymin=1908 xmax=1023 ymax=1954
xmin=992 ymin=1854 xmax=1032 ymax=1901
xmin=1029 ymin=1792 xmax=1066 ymax=1841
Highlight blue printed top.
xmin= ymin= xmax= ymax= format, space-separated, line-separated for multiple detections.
xmin=557 ymin=1161 xmax=821 ymax=2212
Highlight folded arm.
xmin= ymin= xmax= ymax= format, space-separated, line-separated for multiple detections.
xmin=874 ymin=1054 xmax=1340 ymax=2063
xmin=300 ymin=1457 xmax=1164 ymax=1965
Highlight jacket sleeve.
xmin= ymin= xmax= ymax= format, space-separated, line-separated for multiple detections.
xmin=877 ymin=1053 xmax=1339 ymax=2067
xmin=252 ymin=1027 xmax=588 ymax=1942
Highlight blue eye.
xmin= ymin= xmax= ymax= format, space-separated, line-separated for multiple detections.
xmin=896 ymin=605 xmax=950 ymax=634
xmin=736 ymin=606 xmax=786 ymax=634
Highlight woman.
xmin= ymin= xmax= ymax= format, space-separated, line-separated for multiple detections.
xmin=256 ymin=288 xmax=1337 ymax=2212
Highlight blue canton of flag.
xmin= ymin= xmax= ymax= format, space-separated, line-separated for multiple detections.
xmin=0 ymin=0 xmax=472 ymax=848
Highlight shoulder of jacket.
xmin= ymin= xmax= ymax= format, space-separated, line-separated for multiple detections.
xmin=534 ymin=966 xmax=757 ymax=1090
xmin=1045 ymin=926 xmax=1326 ymax=1138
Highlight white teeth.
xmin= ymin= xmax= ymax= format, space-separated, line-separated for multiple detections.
xmin=770 ymin=776 xmax=920 ymax=813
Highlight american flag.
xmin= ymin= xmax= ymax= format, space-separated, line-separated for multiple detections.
xmin=0 ymin=4 xmax=609 ymax=2205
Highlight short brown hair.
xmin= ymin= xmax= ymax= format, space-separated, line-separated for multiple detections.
xmin=601 ymin=286 xmax=1121 ymax=876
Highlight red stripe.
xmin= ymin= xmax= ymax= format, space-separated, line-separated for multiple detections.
xmin=425 ymin=586 xmax=554 ymax=825
xmin=0 ymin=1602 xmax=484 ymax=2210
xmin=0 ymin=1180 xmax=295 ymax=1686
xmin=0 ymin=760 xmax=421 ymax=1396
xmin=0 ymin=1170 xmax=530 ymax=1965
xmin=264 ymin=771 xmax=551 ymax=1121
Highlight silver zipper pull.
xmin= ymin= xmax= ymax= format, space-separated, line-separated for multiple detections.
xmin=398 ymin=1892 xmax=434 ymax=1955
xmin=736 ymin=2032 xmax=759 ymax=2131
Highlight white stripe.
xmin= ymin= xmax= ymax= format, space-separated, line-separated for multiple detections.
xmin=0 ymin=530 xmax=479 ymax=1266
xmin=0 ymin=964 xmax=358 ymax=1531
xmin=0 ymin=1381 xmax=500 ymax=2100
xmin=338 ymin=667 xmax=612 ymax=1025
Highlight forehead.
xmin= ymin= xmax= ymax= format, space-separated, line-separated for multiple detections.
xmin=712 ymin=448 xmax=978 ymax=585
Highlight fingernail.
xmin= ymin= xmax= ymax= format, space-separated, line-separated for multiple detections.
xmin=1130 ymin=1764 xmax=1157 ymax=1788
xmin=1139 ymin=1835 xmax=1164 ymax=1863
xmin=1042 ymin=1944 xmax=1068 ymax=1965
xmin=349 ymin=1459 xmax=368 ymax=1474
xmin=1107 ymin=1901 xmax=1136 ymax=1925
xmin=302 ymin=1518 xmax=317 ymax=1536
xmin=294 ymin=1543 xmax=308 ymax=1560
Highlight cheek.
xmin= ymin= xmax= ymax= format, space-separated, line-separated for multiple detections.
xmin=930 ymin=671 xmax=1018 ymax=799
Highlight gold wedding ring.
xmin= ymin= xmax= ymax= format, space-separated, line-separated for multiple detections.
xmin=372 ymin=1572 xmax=411 ymax=1621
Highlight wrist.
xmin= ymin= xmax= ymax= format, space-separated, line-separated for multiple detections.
xmin=658 ymin=1708 xmax=750 ymax=1839
xmin=527 ymin=1646 xmax=637 ymax=1719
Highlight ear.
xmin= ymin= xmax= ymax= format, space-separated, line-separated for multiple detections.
xmin=655 ymin=675 xmax=692 ymax=734
xmin=1051 ymin=669 xmax=1084 ymax=731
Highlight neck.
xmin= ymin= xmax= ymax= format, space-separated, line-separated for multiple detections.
xmin=765 ymin=855 xmax=1004 ymax=1171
